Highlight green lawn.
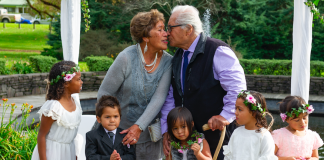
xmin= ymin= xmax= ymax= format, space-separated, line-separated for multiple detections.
xmin=0 ymin=23 xmax=51 ymax=50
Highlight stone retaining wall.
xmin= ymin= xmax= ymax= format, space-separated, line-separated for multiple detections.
xmin=1 ymin=73 xmax=324 ymax=98
xmin=246 ymin=75 xmax=324 ymax=95
xmin=0 ymin=72 xmax=106 ymax=98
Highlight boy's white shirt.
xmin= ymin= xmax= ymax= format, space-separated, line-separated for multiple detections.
xmin=103 ymin=128 xmax=117 ymax=144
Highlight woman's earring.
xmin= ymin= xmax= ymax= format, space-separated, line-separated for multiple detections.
xmin=144 ymin=42 xmax=148 ymax=54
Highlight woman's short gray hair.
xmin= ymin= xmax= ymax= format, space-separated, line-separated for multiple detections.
xmin=171 ymin=5 xmax=203 ymax=36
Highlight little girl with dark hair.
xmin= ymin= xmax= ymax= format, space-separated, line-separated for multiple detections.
xmin=166 ymin=107 xmax=212 ymax=160
xmin=31 ymin=61 xmax=83 ymax=160
xmin=272 ymin=96 xmax=323 ymax=160
xmin=223 ymin=90 xmax=277 ymax=160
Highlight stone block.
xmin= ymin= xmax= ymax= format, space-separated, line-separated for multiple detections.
xmin=32 ymin=87 xmax=41 ymax=94
xmin=272 ymin=87 xmax=279 ymax=91
xmin=15 ymin=92 xmax=23 ymax=97
xmin=6 ymin=87 xmax=15 ymax=97
xmin=2 ymin=84 xmax=7 ymax=92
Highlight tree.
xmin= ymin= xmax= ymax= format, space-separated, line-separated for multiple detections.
xmin=25 ymin=0 xmax=60 ymax=19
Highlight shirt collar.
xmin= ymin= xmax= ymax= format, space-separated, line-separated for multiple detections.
xmin=182 ymin=34 xmax=201 ymax=57
xmin=103 ymin=127 xmax=117 ymax=135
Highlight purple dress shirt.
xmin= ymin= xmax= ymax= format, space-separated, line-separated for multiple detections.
xmin=161 ymin=34 xmax=247 ymax=135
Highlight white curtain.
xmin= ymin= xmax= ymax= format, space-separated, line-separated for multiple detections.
xmin=60 ymin=1 xmax=82 ymax=157
xmin=61 ymin=0 xmax=81 ymax=64
xmin=291 ymin=0 xmax=313 ymax=103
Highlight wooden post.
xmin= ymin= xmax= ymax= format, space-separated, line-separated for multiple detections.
xmin=3 ymin=22 xmax=5 ymax=29
xmin=33 ymin=23 xmax=36 ymax=30
xmin=18 ymin=23 xmax=21 ymax=29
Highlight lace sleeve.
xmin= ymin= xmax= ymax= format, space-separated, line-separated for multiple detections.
xmin=38 ymin=100 xmax=64 ymax=122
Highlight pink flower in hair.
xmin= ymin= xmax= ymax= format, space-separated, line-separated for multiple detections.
xmin=198 ymin=138 xmax=203 ymax=144
xmin=280 ymin=113 xmax=287 ymax=122
xmin=306 ymin=105 xmax=314 ymax=114
xmin=246 ymin=95 xmax=256 ymax=104
xmin=64 ymin=73 xmax=76 ymax=81
xmin=178 ymin=149 xmax=183 ymax=154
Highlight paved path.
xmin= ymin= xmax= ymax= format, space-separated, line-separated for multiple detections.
xmin=0 ymin=91 xmax=97 ymax=125
xmin=1 ymin=92 xmax=324 ymax=125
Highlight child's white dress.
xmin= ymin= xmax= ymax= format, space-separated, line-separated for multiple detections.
xmin=223 ymin=126 xmax=278 ymax=160
xmin=31 ymin=95 xmax=82 ymax=160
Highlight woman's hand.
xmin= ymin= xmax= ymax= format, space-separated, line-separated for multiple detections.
xmin=120 ymin=124 xmax=142 ymax=145
xmin=191 ymin=143 xmax=201 ymax=156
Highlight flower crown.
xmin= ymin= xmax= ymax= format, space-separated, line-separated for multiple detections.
xmin=280 ymin=104 xmax=314 ymax=122
xmin=50 ymin=65 xmax=80 ymax=85
xmin=237 ymin=90 xmax=266 ymax=115
xmin=171 ymin=130 xmax=203 ymax=153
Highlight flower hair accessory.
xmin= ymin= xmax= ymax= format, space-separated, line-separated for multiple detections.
xmin=237 ymin=90 xmax=265 ymax=115
xmin=50 ymin=65 xmax=80 ymax=85
xmin=280 ymin=104 xmax=314 ymax=122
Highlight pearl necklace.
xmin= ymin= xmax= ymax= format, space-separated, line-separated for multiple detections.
xmin=137 ymin=44 xmax=158 ymax=72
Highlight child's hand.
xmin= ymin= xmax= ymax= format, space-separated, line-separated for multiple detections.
xmin=110 ymin=150 xmax=121 ymax=160
xmin=191 ymin=143 xmax=201 ymax=156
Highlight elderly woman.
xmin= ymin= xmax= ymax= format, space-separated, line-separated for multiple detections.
xmin=96 ymin=9 xmax=172 ymax=159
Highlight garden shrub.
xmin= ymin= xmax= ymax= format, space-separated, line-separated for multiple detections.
xmin=84 ymin=56 xmax=114 ymax=71
xmin=79 ymin=29 xmax=131 ymax=60
xmin=29 ymin=55 xmax=57 ymax=73
xmin=12 ymin=62 xmax=34 ymax=74
xmin=0 ymin=58 xmax=5 ymax=74
xmin=239 ymin=59 xmax=324 ymax=77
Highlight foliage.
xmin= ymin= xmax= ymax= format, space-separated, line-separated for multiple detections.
xmin=239 ymin=59 xmax=324 ymax=77
xmin=0 ymin=99 xmax=38 ymax=159
xmin=25 ymin=0 xmax=60 ymax=19
xmin=210 ymin=0 xmax=324 ymax=60
xmin=29 ymin=55 xmax=57 ymax=73
xmin=84 ymin=56 xmax=114 ymax=71
xmin=82 ymin=0 xmax=91 ymax=32
xmin=79 ymin=29 xmax=131 ymax=60
xmin=305 ymin=0 xmax=324 ymax=25
xmin=41 ymin=16 xmax=63 ymax=60
xmin=0 ymin=58 xmax=5 ymax=74
xmin=12 ymin=62 xmax=34 ymax=74
xmin=0 ymin=23 xmax=50 ymax=50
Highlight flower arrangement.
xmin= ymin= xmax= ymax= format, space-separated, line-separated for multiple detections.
xmin=170 ymin=130 xmax=203 ymax=153
xmin=237 ymin=90 xmax=265 ymax=115
xmin=280 ymin=104 xmax=314 ymax=122
xmin=50 ymin=65 xmax=80 ymax=85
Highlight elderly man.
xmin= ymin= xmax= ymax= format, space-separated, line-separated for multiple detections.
xmin=161 ymin=5 xmax=247 ymax=159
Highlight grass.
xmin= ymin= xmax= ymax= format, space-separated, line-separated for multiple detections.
xmin=0 ymin=23 xmax=51 ymax=51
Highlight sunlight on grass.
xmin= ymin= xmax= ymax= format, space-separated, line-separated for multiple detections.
xmin=0 ymin=23 xmax=51 ymax=51
xmin=79 ymin=62 xmax=89 ymax=72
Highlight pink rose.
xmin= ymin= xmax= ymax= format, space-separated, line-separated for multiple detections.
xmin=178 ymin=149 xmax=183 ymax=154
xmin=280 ymin=113 xmax=287 ymax=122
xmin=306 ymin=105 xmax=314 ymax=114
xmin=299 ymin=156 xmax=306 ymax=160
xmin=246 ymin=95 xmax=256 ymax=104
xmin=198 ymin=138 xmax=203 ymax=143
xmin=64 ymin=73 xmax=75 ymax=81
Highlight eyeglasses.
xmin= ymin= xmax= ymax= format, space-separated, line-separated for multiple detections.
xmin=166 ymin=24 xmax=187 ymax=32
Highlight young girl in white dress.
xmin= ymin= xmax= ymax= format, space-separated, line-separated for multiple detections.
xmin=223 ymin=90 xmax=277 ymax=160
xmin=31 ymin=61 xmax=83 ymax=160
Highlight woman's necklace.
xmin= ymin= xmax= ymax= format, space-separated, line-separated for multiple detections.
xmin=138 ymin=44 xmax=158 ymax=72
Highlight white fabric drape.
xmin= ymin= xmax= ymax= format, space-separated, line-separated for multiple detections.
xmin=291 ymin=0 xmax=313 ymax=103
xmin=60 ymin=0 xmax=82 ymax=157
xmin=61 ymin=0 xmax=81 ymax=64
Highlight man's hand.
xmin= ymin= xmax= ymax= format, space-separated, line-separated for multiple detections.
xmin=207 ymin=115 xmax=230 ymax=131
xmin=162 ymin=132 xmax=171 ymax=156
xmin=110 ymin=150 xmax=121 ymax=160
xmin=191 ymin=143 xmax=201 ymax=156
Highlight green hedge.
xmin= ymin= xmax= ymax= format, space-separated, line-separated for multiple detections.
xmin=29 ymin=55 xmax=57 ymax=73
xmin=0 ymin=58 xmax=5 ymax=74
xmin=239 ymin=59 xmax=324 ymax=77
xmin=84 ymin=56 xmax=114 ymax=71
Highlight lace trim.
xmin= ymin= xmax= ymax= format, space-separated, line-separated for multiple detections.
xmin=223 ymin=145 xmax=232 ymax=160
xmin=39 ymin=109 xmax=81 ymax=129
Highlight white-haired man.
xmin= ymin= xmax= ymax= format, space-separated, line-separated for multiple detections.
xmin=161 ymin=5 xmax=247 ymax=159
